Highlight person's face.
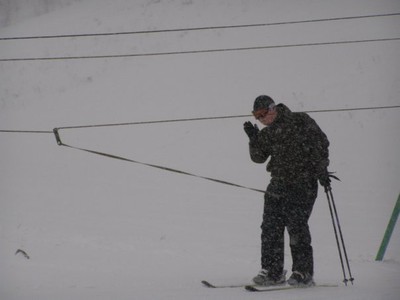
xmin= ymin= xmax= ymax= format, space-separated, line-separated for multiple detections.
xmin=253 ymin=107 xmax=278 ymax=126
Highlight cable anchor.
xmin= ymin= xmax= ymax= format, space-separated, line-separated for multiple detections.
xmin=53 ymin=128 xmax=62 ymax=145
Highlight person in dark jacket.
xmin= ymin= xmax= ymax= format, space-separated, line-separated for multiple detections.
xmin=243 ymin=95 xmax=331 ymax=287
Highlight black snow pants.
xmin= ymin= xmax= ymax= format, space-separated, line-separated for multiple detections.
xmin=261 ymin=177 xmax=318 ymax=279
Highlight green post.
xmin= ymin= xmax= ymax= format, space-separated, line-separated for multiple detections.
xmin=376 ymin=193 xmax=400 ymax=261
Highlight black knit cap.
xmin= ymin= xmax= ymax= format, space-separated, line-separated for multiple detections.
xmin=253 ymin=95 xmax=275 ymax=112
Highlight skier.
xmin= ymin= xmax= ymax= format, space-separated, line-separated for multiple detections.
xmin=243 ymin=95 xmax=331 ymax=286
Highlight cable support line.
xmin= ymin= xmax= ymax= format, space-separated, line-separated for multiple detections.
xmin=52 ymin=130 xmax=265 ymax=194
xmin=1 ymin=36 xmax=400 ymax=63
xmin=1 ymin=12 xmax=399 ymax=41
xmin=55 ymin=104 xmax=400 ymax=131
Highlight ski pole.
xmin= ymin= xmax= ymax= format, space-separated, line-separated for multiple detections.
xmin=325 ymin=185 xmax=348 ymax=285
xmin=327 ymin=186 xmax=354 ymax=284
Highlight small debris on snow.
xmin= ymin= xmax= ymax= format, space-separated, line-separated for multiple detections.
xmin=15 ymin=249 xmax=30 ymax=259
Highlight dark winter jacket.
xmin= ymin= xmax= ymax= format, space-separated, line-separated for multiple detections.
xmin=249 ymin=104 xmax=329 ymax=182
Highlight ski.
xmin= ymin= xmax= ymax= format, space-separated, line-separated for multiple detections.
xmin=202 ymin=280 xmax=338 ymax=291
xmin=245 ymin=283 xmax=338 ymax=292
xmin=201 ymin=280 xmax=254 ymax=288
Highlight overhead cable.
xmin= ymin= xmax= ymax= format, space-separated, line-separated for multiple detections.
xmin=0 ymin=12 xmax=399 ymax=41
xmin=1 ymin=104 xmax=398 ymax=134
xmin=1 ymin=37 xmax=400 ymax=62
xmin=55 ymin=104 xmax=400 ymax=130
xmin=0 ymin=129 xmax=52 ymax=133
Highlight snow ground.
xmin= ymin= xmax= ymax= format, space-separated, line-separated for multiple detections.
xmin=1 ymin=1 xmax=400 ymax=299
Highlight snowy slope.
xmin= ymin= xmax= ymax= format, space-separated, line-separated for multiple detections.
xmin=1 ymin=1 xmax=400 ymax=300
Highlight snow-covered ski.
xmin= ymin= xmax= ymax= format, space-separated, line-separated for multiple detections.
xmin=201 ymin=280 xmax=254 ymax=288
xmin=244 ymin=283 xmax=338 ymax=292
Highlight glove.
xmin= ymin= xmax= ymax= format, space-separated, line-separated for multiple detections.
xmin=243 ymin=121 xmax=259 ymax=141
xmin=318 ymin=168 xmax=331 ymax=188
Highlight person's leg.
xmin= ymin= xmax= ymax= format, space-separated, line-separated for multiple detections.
xmin=286 ymin=180 xmax=317 ymax=281
xmin=260 ymin=180 xmax=286 ymax=279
